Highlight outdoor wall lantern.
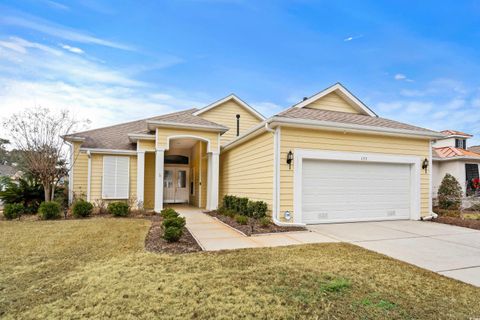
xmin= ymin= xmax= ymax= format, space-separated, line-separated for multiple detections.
xmin=422 ymin=158 xmax=429 ymax=173
xmin=286 ymin=150 xmax=293 ymax=169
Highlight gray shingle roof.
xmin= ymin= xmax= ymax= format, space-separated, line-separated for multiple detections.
xmin=0 ymin=164 xmax=17 ymax=177
xmin=469 ymin=145 xmax=480 ymax=153
xmin=277 ymin=107 xmax=439 ymax=135
xmin=65 ymin=108 xmax=228 ymax=150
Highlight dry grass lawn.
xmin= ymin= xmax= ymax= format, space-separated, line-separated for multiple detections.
xmin=1 ymin=218 xmax=479 ymax=319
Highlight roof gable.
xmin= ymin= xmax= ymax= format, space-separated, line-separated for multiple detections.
xmin=293 ymin=83 xmax=377 ymax=117
xmin=193 ymin=94 xmax=265 ymax=120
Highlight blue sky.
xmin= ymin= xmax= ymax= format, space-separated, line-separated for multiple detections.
xmin=1 ymin=0 xmax=479 ymax=145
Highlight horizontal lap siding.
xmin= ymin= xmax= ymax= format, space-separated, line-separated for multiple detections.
xmin=279 ymin=127 xmax=431 ymax=220
xmin=198 ymin=100 xmax=262 ymax=145
xmin=156 ymin=128 xmax=219 ymax=152
xmin=219 ymin=132 xmax=274 ymax=212
xmin=138 ymin=140 xmax=156 ymax=152
xmin=72 ymin=142 xmax=88 ymax=198
xmin=307 ymin=92 xmax=359 ymax=114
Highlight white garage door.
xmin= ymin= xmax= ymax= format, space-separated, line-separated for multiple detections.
xmin=301 ymin=159 xmax=412 ymax=224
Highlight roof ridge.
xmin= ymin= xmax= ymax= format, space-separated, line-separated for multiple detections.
xmin=67 ymin=108 xmax=198 ymax=136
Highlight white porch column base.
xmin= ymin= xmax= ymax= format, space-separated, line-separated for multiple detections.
xmin=154 ymin=148 xmax=165 ymax=213
xmin=206 ymin=152 xmax=220 ymax=211
xmin=136 ymin=151 xmax=145 ymax=208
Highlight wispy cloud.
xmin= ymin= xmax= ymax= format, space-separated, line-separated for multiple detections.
xmin=394 ymin=73 xmax=414 ymax=82
xmin=43 ymin=0 xmax=69 ymax=11
xmin=61 ymin=44 xmax=84 ymax=54
xmin=344 ymin=35 xmax=364 ymax=42
xmin=0 ymin=8 xmax=133 ymax=51
xmin=0 ymin=36 xmax=201 ymax=136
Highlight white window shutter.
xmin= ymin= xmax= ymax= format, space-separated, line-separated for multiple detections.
xmin=102 ymin=156 xmax=130 ymax=199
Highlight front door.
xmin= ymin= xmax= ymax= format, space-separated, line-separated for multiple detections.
xmin=163 ymin=167 xmax=189 ymax=203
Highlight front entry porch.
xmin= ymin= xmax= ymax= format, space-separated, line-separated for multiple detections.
xmin=136 ymin=136 xmax=219 ymax=212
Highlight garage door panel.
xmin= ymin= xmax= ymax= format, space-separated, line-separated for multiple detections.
xmin=301 ymin=159 xmax=411 ymax=224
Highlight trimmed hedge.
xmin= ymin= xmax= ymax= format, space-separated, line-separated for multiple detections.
xmin=107 ymin=202 xmax=129 ymax=217
xmin=3 ymin=203 xmax=24 ymax=220
xmin=162 ymin=216 xmax=186 ymax=229
xmin=438 ymin=174 xmax=462 ymax=210
xmin=72 ymin=200 xmax=93 ymax=218
xmin=160 ymin=208 xmax=184 ymax=242
xmin=222 ymin=195 xmax=268 ymax=218
xmin=38 ymin=201 xmax=61 ymax=220
xmin=163 ymin=226 xmax=183 ymax=242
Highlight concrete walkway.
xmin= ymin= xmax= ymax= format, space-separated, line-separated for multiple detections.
xmin=174 ymin=205 xmax=337 ymax=251
xmin=309 ymin=220 xmax=480 ymax=287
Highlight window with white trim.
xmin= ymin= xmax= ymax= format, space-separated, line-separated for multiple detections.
xmin=102 ymin=156 xmax=130 ymax=199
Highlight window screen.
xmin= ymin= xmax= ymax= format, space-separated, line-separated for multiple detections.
xmin=102 ymin=156 xmax=130 ymax=199
xmin=466 ymin=164 xmax=479 ymax=182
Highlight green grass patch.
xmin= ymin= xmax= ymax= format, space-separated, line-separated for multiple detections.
xmin=1 ymin=218 xmax=479 ymax=319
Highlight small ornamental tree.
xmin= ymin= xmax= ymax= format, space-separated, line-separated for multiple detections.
xmin=438 ymin=174 xmax=463 ymax=210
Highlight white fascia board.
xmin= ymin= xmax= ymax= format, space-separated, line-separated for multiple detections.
xmin=293 ymin=83 xmax=378 ymax=117
xmin=193 ymin=94 xmax=266 ymax=120
xmin=433 ymin=157 xmax=480 ymax=162
xmin=128 ymin=133 xmax=155 ymax=142
xmin=269 ymin=116 xmax=444 ymax=139
xmin=79 ymin=148 xmax=137 ymax=155
xmin=146 ymin=120 xmax=228 ymax=133
xmin=63 ymin=136 xmax=86 ymax=142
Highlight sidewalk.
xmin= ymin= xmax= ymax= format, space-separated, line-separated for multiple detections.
xmin=174 ymin=205 xmax=338 ymax=251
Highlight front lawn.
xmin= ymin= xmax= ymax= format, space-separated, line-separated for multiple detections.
xmin=1 ymin=219 xmax=479 ymax=319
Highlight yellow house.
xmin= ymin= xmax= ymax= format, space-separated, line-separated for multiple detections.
xmin=64 ymin=83 xmax=443 ymax=225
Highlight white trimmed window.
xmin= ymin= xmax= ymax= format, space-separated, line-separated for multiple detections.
xmin=102 ymin=156 xmax=130 ymax=199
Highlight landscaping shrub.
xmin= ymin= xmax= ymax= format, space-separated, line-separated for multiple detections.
xmin=247 ymin=200 xmax=268 ymax=219
xmin=0 ymin=176 xmax=43 ymax=214
xmin=162 ymin=216 xmax=186 ymax=229
xmin=160 ymin=207 xmax=178 ymax=219
xmin=235 ymin=214 xmax=248 ymax=225
xmin=72 ymin=200 xmax=94 ymax=218
xmin=107 ymin=202 xmax=129 ymax=217
xmin=259 ymin=216 xmax=271 ymax=227
xmin=163 ymin=226 xmax=183 ymax=242
xmin=38 ymin=201 xmax=61 ymax=220
xmin=222 ymin=195 xmax=268 ymax=219
xmin=3 ymin=203 xmax=24 ymax=220
xmin=438 ymin=174 xmax=463 ymax=210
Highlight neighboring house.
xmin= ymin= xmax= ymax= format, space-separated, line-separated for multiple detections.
xmin=470 ymin=145 xmax=480 ymax=154
xmin=64 ymin=83 xmax=443 ymax=225
xmin=0 ymin=164 xmax=17 ymax=179
xmin=432 ymin=130 xmax=480 ymax=196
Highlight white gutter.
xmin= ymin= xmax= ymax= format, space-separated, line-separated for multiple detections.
xmin=269 ymin=116 xmax=444 ymax=139
xmin=79 ymin=148 xmax=137 ymax=155
xmin=146 ymin=120 xmax=228 ymax=133
xmin=433 ymin=156 xmax=480 ymax=162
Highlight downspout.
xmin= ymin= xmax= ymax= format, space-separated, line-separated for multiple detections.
xmin=86 ymin=150 xmax=91 ymax=202
xmin=422 ymin=140 xmax=438 ymax=221
xmin=266 ymin=122 xmax=306 ymax=227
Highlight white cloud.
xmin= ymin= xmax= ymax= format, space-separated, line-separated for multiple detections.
xmin=251 ymin=101 xmax=282 ymax=117
xmin=344 ymin=35 xmax=363 ymax=42
xmin=61 ymin=44 xmax=84 ymax=54
xmin=0 ymin=36 xmax=202 ymax=138
xmin=394 ymin=74 xmax=407 ymax=80
xmin=43 ymin=0 xmax=70 ymax=10
xmin=0 ymin=11 xmax=133 ymax=50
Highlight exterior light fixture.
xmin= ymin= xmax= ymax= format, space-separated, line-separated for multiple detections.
xmin=422 ymin=158 xmax=429 ymax=173
xmin=284 ymin=211 xmax=291 ymax=221
xmin=286 ymin=150 xmax=293 ymax=169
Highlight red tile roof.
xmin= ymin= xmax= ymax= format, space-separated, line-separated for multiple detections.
xmin=440 ymin=130 xmax=472 ymax=137
xmin=433 ymin=146 xmax=480 ymax=159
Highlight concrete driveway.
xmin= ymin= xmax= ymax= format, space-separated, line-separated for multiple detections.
xmin=309 ymin=220 xmax=480 ymax=287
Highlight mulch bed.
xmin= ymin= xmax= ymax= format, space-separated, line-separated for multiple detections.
xmin=145 ymin=215 xmax=202 ymax=254
xmin=433 ymin=216 xmax=480 ymax=230
xmin=206 ymin=211 xmax=305 ymax=236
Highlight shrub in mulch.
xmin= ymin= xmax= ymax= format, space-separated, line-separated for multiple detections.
xmin=207 ymin=210 xmax=305 ymax=236
xmin=145 ymin=215 xmax=202 ymax=254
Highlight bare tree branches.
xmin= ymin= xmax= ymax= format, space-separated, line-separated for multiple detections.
xmin=3 ymin=108 xmax=88 ymax=202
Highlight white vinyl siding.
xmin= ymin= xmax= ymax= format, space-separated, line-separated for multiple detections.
xmin=102 ymin=156 xmax=130 ymax=199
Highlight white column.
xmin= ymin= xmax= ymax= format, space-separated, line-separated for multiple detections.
xmin=154 ymin=148 xmax=165 ymax=213
xmin=206 ymin=152 xmax=220 ymax=211
xmin=136 ymin=151 xmax=145 ymax=208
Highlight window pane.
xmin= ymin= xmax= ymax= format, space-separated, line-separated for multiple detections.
xmin=177 ymin=170 xmax=186 ymax=188
xmin=164 ymin=170 xmax=173 ymax=188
